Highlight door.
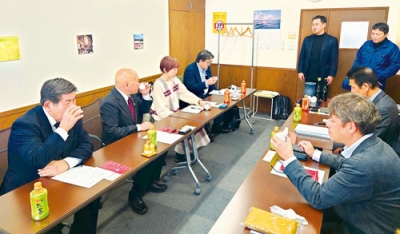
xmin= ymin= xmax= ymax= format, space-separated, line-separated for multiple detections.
xmin=296 ymin=8 xmax=388 ymax=99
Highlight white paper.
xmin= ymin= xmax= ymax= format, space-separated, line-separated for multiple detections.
xmin=339 ymin=21 xmax=369 ymax=48
xmin=142 ymin=131 xmax=183 ymax=144
xmin=294 ymin=124 xmax=330 ymax=139
xmin=181 ymin=105 xmax=204 ymax=113
xmin=270 ymin=161 xmax=325 ymax=184
xmin=52 ymin=165 xmax=106 ymax=188
xmin=263 ymin=150 xmax=276 ymax=162
xmin=96 ymin=168 xmax=122 ymax=181
xmin=203 ymin=101 xmax=219 ymax=107
xmin=209 ymin=89 xmax=224 ymax=95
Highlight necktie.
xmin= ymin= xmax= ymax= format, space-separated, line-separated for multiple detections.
xmin=54 ymin=122 xmax=60 ymax=129
xmin=127 ymin=98 xmax=136 ymax=122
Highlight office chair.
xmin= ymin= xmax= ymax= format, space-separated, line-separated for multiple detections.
xmin=0 ymin=127 xmax=11 ymax=185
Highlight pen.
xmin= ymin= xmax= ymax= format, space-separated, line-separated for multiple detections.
xmin=169 ymin=129 xmax=176 ymax=134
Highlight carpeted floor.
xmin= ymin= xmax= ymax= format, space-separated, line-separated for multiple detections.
xmin=64 ymin=112 xmax=285 ymax=234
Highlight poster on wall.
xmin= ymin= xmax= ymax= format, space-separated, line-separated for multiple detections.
xmin=133 ymin=34 xmax=144 ymax=50
xmin=0 ymin=36 xmax=21 ymax=62
xmin=339 ymin=21 xmax=369 ymax=48
xmin=77 ymin=34 xmax=93 ymax=54
xmin=213 ymin=12 xmax=227 ymax=34
xmin=253 ymin=10 xmax=281 ymax=50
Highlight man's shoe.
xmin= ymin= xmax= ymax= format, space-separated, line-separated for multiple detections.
xmin=128 ymin=194 xmax=148 ymax=215
xmin=148 ymin=182 xmax=168 ymax=193
xmin=221 ymin=127 xmax=230 ymax=133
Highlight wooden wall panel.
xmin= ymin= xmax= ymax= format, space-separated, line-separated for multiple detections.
xmin=0 ymin=74 xmax=161 ymax=130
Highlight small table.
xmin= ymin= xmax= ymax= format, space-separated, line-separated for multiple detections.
xmin=252 ymin=90 xmax=279 ymax=120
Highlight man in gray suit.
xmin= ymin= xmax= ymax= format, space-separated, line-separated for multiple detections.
xmin=271 ymin=92 xmax=400 ymax=233
xmin=348 ymin=66 xmax=399 ymax=147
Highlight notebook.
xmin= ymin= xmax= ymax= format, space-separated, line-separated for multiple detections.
xmin=294 ymin=123 xmax=330 ymax=139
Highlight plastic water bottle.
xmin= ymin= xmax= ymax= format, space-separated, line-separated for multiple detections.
xmin=147 ymin=125 xmax=157 ymax=149
xmin=241 ymin=80 xmax=246 ymax=94
xmin=30 ymin=182 xmax=49 ymax=220
xmin=224 ymin=88 xmax=230 ymax=103
xmin=316 ymin=77 xmax=322 ymax=100
xmin=294 ymin=103 xmax=302 ymax=122
xmin=270 ymin=126 xmax=279 ymax=150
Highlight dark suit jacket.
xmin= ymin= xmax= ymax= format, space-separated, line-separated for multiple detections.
xmin=285 ymin=135 xmax=400 ymax=233
xmin=183 ymin=62 xmax=217 ymax=99
xmin=298 ymin=33 xmax=339 ymax=79
xmin=0 ymin=106 xmax=93 ymax=194
xmin=100 ymin=87 xmax=152 ymax=145
xmin=372 ymin=90 xmax=399 ymax=146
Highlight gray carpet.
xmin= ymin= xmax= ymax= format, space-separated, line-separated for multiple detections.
xmin=65 ymin=112 xmax=285 ymax=233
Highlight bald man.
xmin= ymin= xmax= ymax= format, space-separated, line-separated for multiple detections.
xmin=100 ymin=68 xmax=167 ymax=215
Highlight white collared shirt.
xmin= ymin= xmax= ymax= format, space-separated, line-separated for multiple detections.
xmin=42 ymin=106 xmax=81 ymax=169
xmin=197 ymin=63 xmax=209 ymax=95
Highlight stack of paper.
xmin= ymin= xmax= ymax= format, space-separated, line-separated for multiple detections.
xmin=294 ymin=123 xmax=330 ymax=139
xmin=181 ymin=105 xmax=204 ymax=113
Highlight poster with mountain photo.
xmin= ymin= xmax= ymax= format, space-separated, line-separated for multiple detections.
xmin=133 ymin=34 xmax=144 ymax=50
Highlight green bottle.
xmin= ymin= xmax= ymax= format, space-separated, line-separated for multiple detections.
xmin=294 ymin=103 xmax=302 ymax=122
xmin=270 ymin=126 xmax=279 ymax=150
xmin=147 ymin=125 xmax=157 ymax=149
xmin=30 ymin=182 xmax=49 ymax=221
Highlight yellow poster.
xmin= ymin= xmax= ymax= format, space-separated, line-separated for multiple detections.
xmin=0 ymin=36 xmax=21 ymax=62
xmin=212 ymin=12 xmax=226 ymax=34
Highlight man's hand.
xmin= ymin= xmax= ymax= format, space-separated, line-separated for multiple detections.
xmin=326 ymin=76 xmax=334 ymax=85
xmin=206 ymin=76 xmax=218 ymax=85
xmin=38 ymin=160 xmax=69 ymax=177
xmin=298 ymin=141 xmax=315 ymax=158
xmin=298 ymin=73 xmax=305 ymax=82
xmin=140 ymin=122 xmax=151 ymax=131
xmin=270 ymin=134 xmax=295 ymax=160
xmin=59 ymin=105 xmax=83 ymax=132
xmin=139 ymin=82 xmax=151 ymax=95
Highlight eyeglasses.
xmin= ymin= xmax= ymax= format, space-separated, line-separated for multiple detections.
xmin=204 ymin=60 xmax=212 ymax=64
xmin=270 ymin=160 xmax=285 ymax=174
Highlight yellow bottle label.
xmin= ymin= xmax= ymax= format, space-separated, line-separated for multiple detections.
xmin=30 ymin=189 xmax=49 ymax=220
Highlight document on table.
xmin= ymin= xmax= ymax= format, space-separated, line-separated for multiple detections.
xmin=181 ymin=105 xmax=204 ymax=113
xmin=294 ymin=123 xmax=330 ymax=139
xmin=270 ymin=161 xmax=325 ymax=184
xmin=52 ymin=165 xmax=110 ymax=188
xmin=203 ymin=101 xmax=219 ymax=107
xmin=209 ymin=89 xmax=225 ymax=95
xmin=142 ymin=131 xmax=183 ymax=144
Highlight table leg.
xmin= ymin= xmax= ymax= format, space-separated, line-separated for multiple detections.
xmin=241 ymin=99 xmax=254 ymax=134
xmin=190 ymin=134 xmax=212 ymax=183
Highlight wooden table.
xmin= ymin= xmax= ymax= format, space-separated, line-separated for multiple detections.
xmin=0 ymin=117 xmax=202 ymax=234
xmin=209 ymin=111 xmax=332 ymax=234
xmin=170 ymin=88 xmax=257 ymax=134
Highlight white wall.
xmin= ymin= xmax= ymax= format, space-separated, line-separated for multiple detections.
xmin=205 ymin=0 xmax=400 ymax=68
xmin=0 ymin=0 xmax=169 ymax=112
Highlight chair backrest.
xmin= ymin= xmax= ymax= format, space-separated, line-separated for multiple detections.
xmin=82 ymin=97 xmax=103 ymax=122
xmin=83 ymin=115 xmax=104 ymax=151
xmin=0 ymin=128 xmax=11 ymax=184
xmin=177 ymin=75 xmax=184 ymax=83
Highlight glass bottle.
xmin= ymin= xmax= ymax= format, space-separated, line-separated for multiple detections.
xmin=241 ymin=80 xmax=246 ymax=94
xmin=270 ymin=126 xmax=279 ymax=150
xmin=293 ymin=103 xmax=302 ymax=122
xmin=316 ymin=77 xmax=322 ymax=100
xmin=302 ymin=95 xmax=309 ymax=111
xmin=30 ymin=182 xmax=50 ymax=221
xmin=322 ymin=79 xmax=328 ymax=101
xmin=224 ymin=88 xmax=230 ymax=103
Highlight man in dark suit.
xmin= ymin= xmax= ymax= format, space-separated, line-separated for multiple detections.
xmin=0 ymin=78 xmax=99 ymax=234
xmin=297 ymin=15 xmax=339 ymax=96
xmin=271 ymin=92 xmax=400 ymax=233
xmin=184 ymin=50 xmax=232 ymax=134
xmin=348 ymin=66 xmax=399 ymax=147
xmin=100 ymin=68 xmax=167 ymax=215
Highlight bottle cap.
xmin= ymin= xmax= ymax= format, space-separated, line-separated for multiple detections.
xmin=273 ymin=126 xmax=279 ymax=131
xmin=296 ymin=103 xmax=300 ymax=107
xmin=34 ymin=182 xmax=42 ymax=190
xmin=318 ymin=77 xmax=321 ymax=81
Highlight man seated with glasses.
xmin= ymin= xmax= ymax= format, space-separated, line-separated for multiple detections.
xmin=183 ymin=50 xmax=238 ymax=138
xmin=271 ymin=92 xmax=400 ymax=233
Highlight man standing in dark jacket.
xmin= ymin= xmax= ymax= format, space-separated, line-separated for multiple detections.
xmin=298 ymin=15 xmax=339 ymax=96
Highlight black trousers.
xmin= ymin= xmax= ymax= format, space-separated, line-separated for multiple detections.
xmin=129 ymin=152 xmax=167 ymax=198
xmin=47 ymin=197 xmax=100 ymax=234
